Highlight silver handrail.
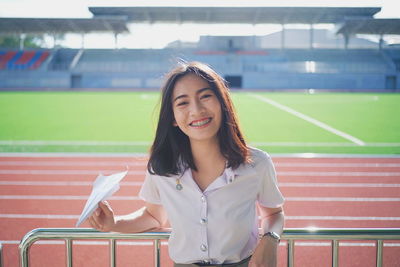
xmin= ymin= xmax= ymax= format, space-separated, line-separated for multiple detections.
xmin=19 ymin=228 xmax=400 ymax=267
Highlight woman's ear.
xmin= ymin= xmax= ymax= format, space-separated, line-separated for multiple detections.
xmin=172 ymin=119 xmax=178 ymax=127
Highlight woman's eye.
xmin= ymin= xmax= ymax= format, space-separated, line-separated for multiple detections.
xmin=177 ymin=101 xmax=188 ymax=106
xmin=200 ymin=94 xmax=212 ymax=99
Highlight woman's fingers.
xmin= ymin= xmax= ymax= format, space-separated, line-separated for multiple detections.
xmin=88 ymin=215 xmax=101 ymax=230
xmin=87 ymin=201 xmax=115 ymax=232
xmin=99 ymin=201 xmax=113 ymax=216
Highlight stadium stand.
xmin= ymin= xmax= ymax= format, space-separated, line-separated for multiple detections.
xmin=0 ymin=46 xmax=399 ymax=90
xmin=0 ymin=50 xmax=49 ymax=70
xmin=0 ymin=6 xmax=399 ymax=90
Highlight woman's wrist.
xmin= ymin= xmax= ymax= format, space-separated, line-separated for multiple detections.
xmin=262 ymin=231 xmax=281 ymax=243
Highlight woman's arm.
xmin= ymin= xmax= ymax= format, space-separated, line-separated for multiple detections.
xmin=249 ymin=205 xmax=284 ymax=267
xmin=88 ymin=201 xmax=168 ymax=233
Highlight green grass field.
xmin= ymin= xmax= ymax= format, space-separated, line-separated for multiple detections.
xmin=1 ymin=91 xmax=399 ymax=154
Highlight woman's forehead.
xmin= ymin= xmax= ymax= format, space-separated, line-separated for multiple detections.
xmin=172 ymin=74 xmax=211 ymax=95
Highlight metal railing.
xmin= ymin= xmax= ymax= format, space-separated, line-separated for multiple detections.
xmin=19 ymin=228 xmax=400 ymax=267
xmin=0 ymin=242 xmax=3 ymax=267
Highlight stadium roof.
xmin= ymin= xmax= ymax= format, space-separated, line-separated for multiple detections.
xmin=0 ymin=17 xmax=129 ymax=34
xmin=337 ymin=19 xmax=400 ymax=35
xmin=89 ymin=6 xmax=381 ymax=24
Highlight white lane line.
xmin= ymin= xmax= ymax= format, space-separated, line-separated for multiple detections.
xmin=1 ymin=152 xmax=399 ymax=158
xmin=249 ymin=93 xmax=365 ymax=146
xmin=2 ymin=140 xmax=399 ymax=147
xmin=0 ymin=161 xmax=147 ymax=167
xmin=2 ymin=181 xmax=400 ymax=188
xmin=2 ymin=240 xmax=398 ymax=247
xmin=274 ymin=162 xmax=400 ymax=168
xmin=0 ymin=181 xmax=143 ymax=186
xmin=0 ymin=152 xmax=148 ymax=157
xmin=0 ymin=170 xmax=399 ymax=176
xmin=0 ymin=195 xmax=398 ymax=202
xmin=0 ymin=170 xmax=145 ymax=175
xmin=0 ymin=140 xmax=151 ymax=146
xmin=1 ymin=161 xmax=399 ymax=168
xmin=285 ymin=197 xmax=400 ymax=202
xmin=279 ymin=182 xmax=400 ymax=188
xmin=250 ymin=142 xmax=400 ymax=147
xmin=279 ymin=171 xmax=400 ymax=176
xmin=2 ymin=214 xmax=399 ymax=221
xmin=0 ymin=214 xmax=79 ymax=219
xmin=0 ymin=195 xmax=139 ymax=200
xmin=286 ymin=216 xmax=400 ymax=220
xmin=291 ymin=242 xmax=400 ymax=247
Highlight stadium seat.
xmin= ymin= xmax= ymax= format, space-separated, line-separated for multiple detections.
xmin=0 ymin=50 xmax=50 ymax=70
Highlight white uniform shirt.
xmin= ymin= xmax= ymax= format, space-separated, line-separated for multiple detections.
xmin=139 ymin=147 xmax=284 ymax=264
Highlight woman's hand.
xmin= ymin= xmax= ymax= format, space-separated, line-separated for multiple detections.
xmin=248 ymin=237 xmax=279 ymax=267
xmin=88 ymin=201 xmax=116 ymax=232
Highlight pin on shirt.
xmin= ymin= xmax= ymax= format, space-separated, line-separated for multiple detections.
xmin=176 ymin=178 xmax=183 ymax=190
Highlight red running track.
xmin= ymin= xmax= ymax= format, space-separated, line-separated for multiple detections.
xmin=0 ymin=155 xmax=399 ymax=267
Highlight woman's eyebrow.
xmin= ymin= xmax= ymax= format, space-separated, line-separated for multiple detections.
xmin=196 ymin=87 xmax=212 ymax=94
xmin=173 ymin=94 xmax=187 ymax=103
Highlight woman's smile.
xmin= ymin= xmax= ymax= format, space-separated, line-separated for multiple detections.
xmin=189 ymin=117 xmax=212 ymax=128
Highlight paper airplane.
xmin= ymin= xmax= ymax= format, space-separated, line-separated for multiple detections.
xmin=76 ymin=170 xmax=128 ymax=227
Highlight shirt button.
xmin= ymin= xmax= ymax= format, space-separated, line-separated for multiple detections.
xmin=200 ymin=244 xmax=207 ymax=252
xmin=201 ymin=195 xmax=206 ymax=202
xmin=200 ymin=218 xmax=207 ymax=224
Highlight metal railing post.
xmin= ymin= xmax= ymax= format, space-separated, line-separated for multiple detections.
xmin=110 ymin=239 xmax=116 ymax=267
xmin=287 ymin=239 xmax=294 ymax=267
xmin=0 ymin=242 xmax=3 ymax=267
xmin=66 ymin=239 xmax=73 ymax=267
xmin=376 ymin=240 xmax=383 ymax=267
xmin=154 ymin=239 xmax=161 ymax=267
xmin=332 ymin=240 xmax=339 ymax=267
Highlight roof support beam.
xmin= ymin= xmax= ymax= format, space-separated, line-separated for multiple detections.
xmin=19 ymin=33 xmax=26 ymax=50
xmin=114 ymin=32 xmax=119 ymax=49
xmin=343 ymin=34 xmax=350 ymax=50
xmin=379 ymin=34 xmax=384 ymax=50
xmin=310 ymin=24 xmax=314 ymax=50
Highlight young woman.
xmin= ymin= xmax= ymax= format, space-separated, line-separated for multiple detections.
xmin=88 ymin=62 xmax=284 ymax=267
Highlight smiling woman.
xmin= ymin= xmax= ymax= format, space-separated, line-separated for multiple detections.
xmin=148 ymin=61 xmax=249 ymax=177
xmin=88 ymin=61 xmax=285 ymax=267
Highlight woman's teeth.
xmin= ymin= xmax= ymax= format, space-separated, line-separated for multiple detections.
xmin=191 ymin=118 xmax=211 ymax=127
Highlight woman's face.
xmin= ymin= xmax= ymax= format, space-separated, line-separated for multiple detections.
xmin=171 ymin=74 xmax=222 ymax=144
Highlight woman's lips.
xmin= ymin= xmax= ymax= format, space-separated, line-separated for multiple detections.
xmin=189 ymin=117 xmax=212 ymax=127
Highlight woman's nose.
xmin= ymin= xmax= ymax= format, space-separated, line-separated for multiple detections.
xmin=190 ymin=100 xmax=205 ymax=115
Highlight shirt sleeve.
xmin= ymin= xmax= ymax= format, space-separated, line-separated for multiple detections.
xmin=257 ymin=154 xmax=285 ymax=208
xmin=139 ymin=170 xmax=162 ymax=205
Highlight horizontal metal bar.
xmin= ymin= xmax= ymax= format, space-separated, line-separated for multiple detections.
xmin=282 ymin=228 xmax=400 ymax=240
xmin=19 ymin=228 xmax=400 ymax=244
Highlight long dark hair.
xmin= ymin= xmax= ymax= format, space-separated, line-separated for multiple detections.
xmin=147 ymin=61 xmax=249 ymax=176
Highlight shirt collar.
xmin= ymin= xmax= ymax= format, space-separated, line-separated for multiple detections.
xmin=179 ymin=161 xmax=256 ymax=193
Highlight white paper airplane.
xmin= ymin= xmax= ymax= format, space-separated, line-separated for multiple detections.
xmin=76 ymin=170 xmax=128 ymax=227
